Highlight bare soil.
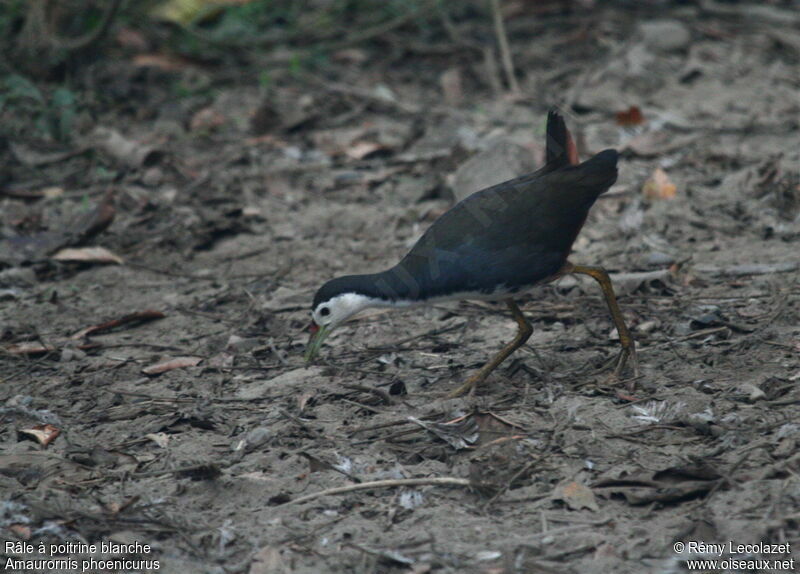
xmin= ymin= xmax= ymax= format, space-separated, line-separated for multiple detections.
xmin=1 ymin=2 xmax=799 ymax=573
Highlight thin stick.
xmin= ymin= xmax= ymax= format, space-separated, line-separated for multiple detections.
xmin=286 ymin=477 xmax=471 ymax=505
xmin=484 ymin=454 xmax=544 ymax=507
xmin=489 ymin=0 xmax=520 ymax=94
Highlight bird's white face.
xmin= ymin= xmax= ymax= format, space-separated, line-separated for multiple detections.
xmin=305 ymin=293 xmax=375 ymax=361
xmin=312 ymin=293 xmax=373 ymax=328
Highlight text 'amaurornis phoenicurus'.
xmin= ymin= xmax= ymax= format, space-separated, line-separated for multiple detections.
xmin=307 ymin=109 xmax=638 ymax=396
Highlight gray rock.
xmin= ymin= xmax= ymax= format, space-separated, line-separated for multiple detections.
xmin=645 ymin=251 xmax=676 ymax=266
xmin=639 ymin=20 xmax=691 ymax=53
xmin=0 ymin=267 xmax=37 ymax=287
xmin=450 ymin=140 xmax=534 ymax=202
xmin=236 ymin=367 xmax=326 ymax=399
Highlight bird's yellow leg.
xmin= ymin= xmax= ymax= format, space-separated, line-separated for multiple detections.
xmin=448 ymin=299 xmax=533 ymax=398
xmin=567 ymin=263 xmax=639 ymax=385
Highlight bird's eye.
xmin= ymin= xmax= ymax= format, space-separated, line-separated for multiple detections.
xmin=320 ymin=307 xmax=330 ymax=317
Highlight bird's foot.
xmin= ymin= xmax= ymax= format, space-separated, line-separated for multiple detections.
xmin=447 ymin=373 xmax=484 ymax=398
xmin=606 ymin=344 xmax=639 ymax=392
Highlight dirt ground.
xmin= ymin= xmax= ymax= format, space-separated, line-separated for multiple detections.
xmin=1 ymin=2 xmax=799 ymax=573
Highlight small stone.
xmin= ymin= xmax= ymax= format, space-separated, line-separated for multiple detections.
xmin=245 ymin=427 xmax=272 ymax=450
xmin=226 ymin=334 xmax=260 ymax=352
xmin=60 ymin=347 xmax=87 ymax=362
xmin=0 ymin=288 xmax=20 ymax=300
xmin=450 ymin=140 xmax=535 ymax=202
xmin=6 ymin=395 xmax=33 ymax=407
xmin=738 ymin=382 xmax=766 ymax=402
xmin=639 ymin=20 xmax=691 ymax=53
xmin=636 ymin=319 xmax=661 ymax=334
xmin=141 ymin=166 xmax=163 ymax=187
xmin=0 ymin=267 xmax=37 ymax=287
xmin=645 ymin=251 xmax=675 ymax=266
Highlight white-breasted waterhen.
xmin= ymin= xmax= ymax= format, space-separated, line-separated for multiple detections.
xmin=306 ymin=109 xmax=638 ymax=396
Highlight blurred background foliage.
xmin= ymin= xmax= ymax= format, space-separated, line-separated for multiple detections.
xmin=0 ymin=0 xmax=481 ymax=141
xmin=0 ymin=0 xmax=456 ymax=74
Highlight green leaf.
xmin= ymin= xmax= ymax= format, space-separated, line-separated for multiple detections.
xmin=1 ymin=74 xmax=45 ymax=105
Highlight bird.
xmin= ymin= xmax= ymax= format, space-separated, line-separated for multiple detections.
xmin=306 ymin=109 xmax=638 ymax=397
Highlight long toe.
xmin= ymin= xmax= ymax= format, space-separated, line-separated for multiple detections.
xmin=447 ymin=379 xmax=476 ymax=398
xmin=613 ymin=345 xmax=639 ymax=378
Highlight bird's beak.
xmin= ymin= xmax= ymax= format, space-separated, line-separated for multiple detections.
xmin=304 ymin=321 xmax=329 ymax=362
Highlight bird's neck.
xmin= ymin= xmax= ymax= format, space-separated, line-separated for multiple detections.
xmin=330 ymin=270 xmax=422 ymax=309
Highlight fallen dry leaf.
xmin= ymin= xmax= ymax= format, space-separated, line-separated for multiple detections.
xmin=116 ymin=27 xmax=150 ymax=51
xmin=132 ymin=53 xmax=192 ymax=71
xmin=52 ymin=246 xmax=123 ymax=265
xmin=71 ymin=310 xmax=166 ymax=340
xmin=622 ymin=132 xmax=698 ymax=157
xmin=190 ymin=107 xmax=226 ymax=132
xmin=9 ymin=142 xmax=87 ymax=167
xmin=332 ymin=48 xmax=368 ymax=64
xmin=440 ymin=67 xmax=463 ymax=106
xmin=18 ymin=424 xmax=61 ymax=447
xmin=89 ymin=126 xmax=163 ymax=168
xmin=5 ymin=342 xmax=57 ymax=356
xmin=142 ymin=356 xmax=203 ymax=375
xmin=555 ymin=481 xmax=599 ymax=511
xmin=207 ymin=351 xmax=235 ymax=369
xmin=248 ymin=546 xmax=288 ymax=574
xmin=297 ymin=391 xmax=315 ymax=413
xmin=0 ymin=192 xmax=116 ymax=265
xmin=8 ymin=524 xmax=31 ymax=540
xmin=642 ymin=167 xmax=677 ymax=199
xmin=145 ymin=432 xmax=170 ymax=448
xmin=346 ymin=141 xmax=384 ymax=160
xmin=151 ymin=0 xmax=254 ymax=25
xmin=616 ymin=105 xmax=646 ymax=126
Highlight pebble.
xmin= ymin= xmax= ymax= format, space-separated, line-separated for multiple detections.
xmin=141 ymin=166 xmax=163 ymax=187
xmin=636 ymin=319 xmax=661 ymax=334
xmin=60 ymin=347 xmax=87 ymax=362
xmin=226 ymin=334 xmax=261 ymax=352
xmin=639 ymin=20 xmax=691 ymax=52
xmin=244 ymin=427 xmax=272 ymax=451
xmin=645 ymin=251 xmax=675 ymax=266
xmin=0 ymin=267 xmax=37 ymax=287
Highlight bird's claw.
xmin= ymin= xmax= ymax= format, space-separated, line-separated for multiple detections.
xmin=447 ymin=375 xmax=481 ymax=398
xmin=606 ymin=344 xmax=639 ymax=392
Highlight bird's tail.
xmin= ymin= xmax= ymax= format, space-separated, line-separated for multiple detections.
xmin=575 ymin=149 xmax=619 ymax=197
xmin=545 ymin=108 xmax=579 ymax=169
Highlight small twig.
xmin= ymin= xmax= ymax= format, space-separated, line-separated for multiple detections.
xmin=301 ymin=75 xmax=420 ymax=114
xmin=489 ymin=0 xmax=520 ymax=94
xmin=484 ymin=454 xmax=545 ymax=507
xmin=297 ymin=452 xmax=362 ymax=483
xmin=181 ymin=0 xmax=436 ymax=53
xmin=285 ymin=477 xmax=471 ymax=505
xmin=322 ymin=3 xmax=434 ymax=53
xmin=278 ymin=409 xmax=333 ymax=444
xmin=483 ymin=46 xmax=504 ymax=95
xmin=365 ymin=322 xmax=465 ymax=351
xmin=338 ymin=397 xmax=384 ymax=414
xmin=131 ymin=463 xmax=222 ymax=479
xmin=70 ymin=310 xmax=166 ymax=340
xmin=341 ymin=383 xmax=395 ymax=405
xmin=695 ymin=262 xmax=799 ymax=276
xmin=636 ymin=326 xmax=730 ymax=354
xmin=605 ymin=424 xmax=688 ymax=438
xmin=350 ymin=413 xmax=442 ymax=435
xmin=127 ymin=262 xmax=217 ymax=280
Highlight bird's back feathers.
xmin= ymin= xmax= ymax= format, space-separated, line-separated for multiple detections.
xmin=312 ymin=110 xmax=619 ymax=305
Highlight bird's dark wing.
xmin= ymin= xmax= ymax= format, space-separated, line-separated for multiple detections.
xmin=376 ymin=150 xmax=618 ymax=301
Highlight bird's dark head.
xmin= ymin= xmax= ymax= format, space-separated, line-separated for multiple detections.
xmin=305 ymin=276 xmax=380 ymax=362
